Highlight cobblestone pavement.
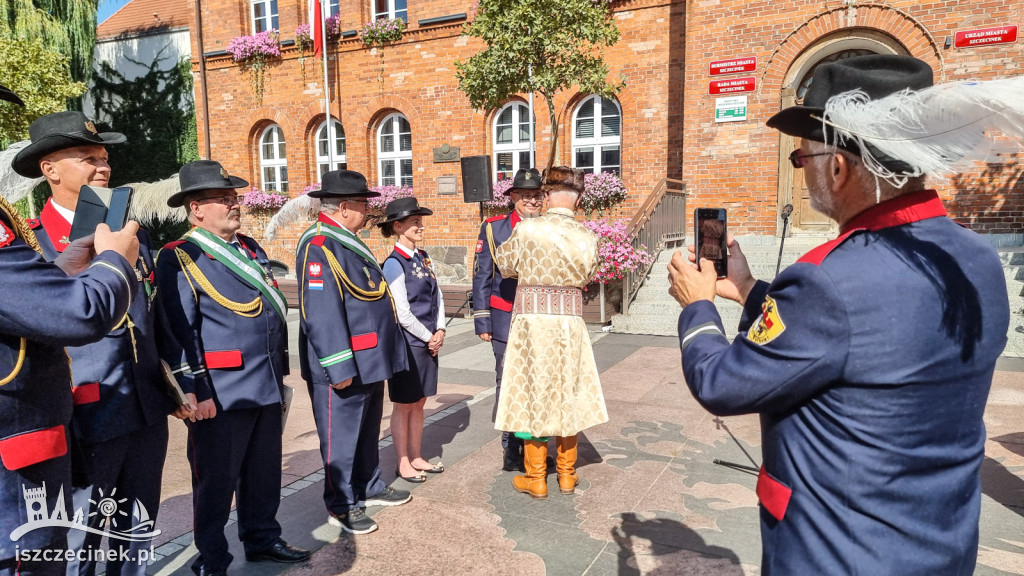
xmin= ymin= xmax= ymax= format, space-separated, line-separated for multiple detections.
xmin=139 ymin=314 xmax=1024 ymax=576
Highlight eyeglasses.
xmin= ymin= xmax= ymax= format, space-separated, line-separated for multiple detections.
xmin=518 ymin=194 xmax=544 ymax=204
xmin=198 ymin=194 xmax=240 ymax=206
xmin=789 ymin=149 xmax=833 ymax=169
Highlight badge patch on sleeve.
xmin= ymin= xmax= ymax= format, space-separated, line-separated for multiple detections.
xmin=308 ymin=262 xmax=322 ymax=277
xmin=0 ymin=220 xmax=13 ymax=248
xmin=308 ymin=280 xmax=324 ymax=290
xmin=475 ymin=240 xmax=483 ymax=253
xmin=748 ymin=295 xmax=786 ymax=345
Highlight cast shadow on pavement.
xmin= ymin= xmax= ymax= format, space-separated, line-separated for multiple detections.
xmin=611 ymin=511 xmax=743 ymax=576
xmin=982 ymin=456 xmax=1024 ymax=519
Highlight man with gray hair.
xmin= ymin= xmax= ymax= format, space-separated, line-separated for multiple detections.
xmin=668 ymin=54 xmax=1013 ymax=574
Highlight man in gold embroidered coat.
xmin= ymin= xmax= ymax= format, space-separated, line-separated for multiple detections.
xmin=493 ymin=166 xmax=608 ymax=499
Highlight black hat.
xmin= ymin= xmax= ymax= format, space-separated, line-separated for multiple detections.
xmin=309 ymin=170 xmax=381 ymax=199
xmin=0 ymin=84 xmax=24 ymax=106
xmin=506 ymin=168 xmax=542 ymax=195
xmin=767 ymin=54 xmax=933 ymax=172
xmin=167 ymin=160 xmax=249 ymax=208
xmin=377 ymin=196 xmax=433 ymax=226
xmin=12 ymin=111 xmax=127 ymax=178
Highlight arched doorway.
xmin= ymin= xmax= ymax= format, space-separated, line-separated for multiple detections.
xmin=777 ymin=32 xmax=909 ymax=234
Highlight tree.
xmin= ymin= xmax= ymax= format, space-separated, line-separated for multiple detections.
xmin=455 ymin=0 xmax=623 ymax=171
xmin=0 ymin=37 xmax=86 ymax=148
xmin=0 ymin=0 xmax=100 ymax=86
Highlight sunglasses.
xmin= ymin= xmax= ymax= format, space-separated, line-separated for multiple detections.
xmin=789 ymin=149 xmax=833 ymax=169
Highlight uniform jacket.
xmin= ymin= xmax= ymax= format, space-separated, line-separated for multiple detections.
xmin=297 ymin=214 xmax=407 ymax=387
xmin=677 ymin=191 xmax=1009 ymax=575
xmin=471 ymin=210 xmax=521 ymax=342
xmin=0 ymin=197 xmax=134 ymax=556
xmin=383 ymin=244 xmax=444 ymax=348
xmin=156 ymin=230 xmax=287 ymax=411
xmin=30 ymin=198 xmax=175 ymax=445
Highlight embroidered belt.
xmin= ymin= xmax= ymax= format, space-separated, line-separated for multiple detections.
xmin=513 ymin=285 xmax=584 ymax=316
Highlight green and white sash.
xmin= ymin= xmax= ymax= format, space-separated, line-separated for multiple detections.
xmin=184 ymin=227 xmax=288 ymax=321
xmin=297 ymin=222 xmax=380 ymax=270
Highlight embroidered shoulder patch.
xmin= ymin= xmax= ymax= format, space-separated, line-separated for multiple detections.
xmin=308 ymin=262 xmax=322 ymax=277
xmin=747 ymin=295 xmax=786 ymax=346
xmin=0 ymin=219 xmax=13 ymax=248
xmin=475 ymin=239 xmax=483 ymax=253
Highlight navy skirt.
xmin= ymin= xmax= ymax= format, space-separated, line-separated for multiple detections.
xmin=388 ymin=343 xmax=438 ymax=404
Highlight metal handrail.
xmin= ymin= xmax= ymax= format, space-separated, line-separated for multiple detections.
xmin=622 ymin=178 xmax=687 ymax=315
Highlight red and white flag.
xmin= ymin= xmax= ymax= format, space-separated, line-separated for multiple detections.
xmin=308 ymin=0 xmax=324 ymax=58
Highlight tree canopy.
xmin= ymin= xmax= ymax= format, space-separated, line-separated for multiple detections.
xmin=455 ymin=0 xmax=623 ymax=170
xmin=0 ymin=0 xmax=99 ymax=86
xmin=0 ymin=37 xmax=86 ymax=148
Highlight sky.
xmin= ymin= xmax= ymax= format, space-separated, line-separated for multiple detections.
xmin=98 ymin=0 xmax=131 ymax=24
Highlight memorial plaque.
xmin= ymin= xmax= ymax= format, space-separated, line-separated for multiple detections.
xmin=433 ymin=143 xmax=461 ymax=163
xmin=437 ymin=175 xmax=457 ymax=195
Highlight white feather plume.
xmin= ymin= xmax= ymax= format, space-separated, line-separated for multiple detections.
xmin=123 ymin=174 xmax=187 ymax=223
xmin=819 ymin=75 xmax=1024 ymax=187
xmin=266 ymin=194 xmax=320 ymax=240
xmin=0 ymin=141 xmax=44 ymax=205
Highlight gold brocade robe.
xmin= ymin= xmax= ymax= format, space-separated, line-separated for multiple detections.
xmin=493 ymin=207 xmax=609 ymax=437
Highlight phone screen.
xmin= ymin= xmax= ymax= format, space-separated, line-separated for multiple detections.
xmin=695 ymin=208 xmax=728 ymax=278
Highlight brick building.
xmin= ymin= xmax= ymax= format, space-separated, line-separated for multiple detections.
xmin=187 ymin=0 xmax=1022 ymax=279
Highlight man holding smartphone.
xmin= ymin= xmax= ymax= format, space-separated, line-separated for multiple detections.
xmin=668 ymin=55 xmax=1009 ymax=575
xmin=13 ymin=111 xmax=185 ymax=576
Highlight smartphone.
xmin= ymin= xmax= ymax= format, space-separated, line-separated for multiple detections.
xmin=69 ymin=185 xmax=134 ymax=242
xmin=695 ymin=208 xmax=728 ymax=278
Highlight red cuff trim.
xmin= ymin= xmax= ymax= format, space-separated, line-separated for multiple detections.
xmin=0 ymin=425 xmax=68 ymax=470
xmin=756 ymin=466 xmax=792 ymax=521
xmin=204 ymin=350 xmax=243 ymax=369
xmin=351 ymin=332 xmax=378 ymax=351
xmin=72 ymin=382 xmax=101 ymax=405
xmin=490 ymin=295 xmax=514 ymax=312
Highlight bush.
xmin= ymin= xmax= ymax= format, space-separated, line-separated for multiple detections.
xmin=582 ymin=218 xmax=653 ymax=284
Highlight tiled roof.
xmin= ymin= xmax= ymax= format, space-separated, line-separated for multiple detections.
xmin=96 ymin=0 xmax=190 ymax=40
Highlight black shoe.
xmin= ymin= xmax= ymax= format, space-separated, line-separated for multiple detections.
xmin=245 ymin=540 xmax=311 ymax=563
xmin=365 ymin=486 xmax=412 ymax=507
xmin=328 ymin=508 xmax=378 ymax=534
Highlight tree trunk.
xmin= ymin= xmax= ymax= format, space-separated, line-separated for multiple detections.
xmin=544 ymin=92 xmax=558 ymax=173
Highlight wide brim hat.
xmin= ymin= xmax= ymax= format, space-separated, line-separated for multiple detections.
xmin=377 ymin=196 xmax=433 ymax=226
xmin=506 ymin=167 xmax=542 ymax=195
xmin=766 ymin=54 xmax=933 ymax=173
xmin=12 ymin=111 xmax=127 ymax=178
xmin=542 ymin=166 xmax=585 ymax=194
xmin=310 ymin=169 xmax=381 ymax=199
xmin=167 ymin=160 xmax=249 ymax=207
xmin=0 ymin=84 xmax=24 ymax=106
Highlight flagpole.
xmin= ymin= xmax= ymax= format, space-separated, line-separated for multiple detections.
xmin=321 ymin=2 xmax=333 ymax=174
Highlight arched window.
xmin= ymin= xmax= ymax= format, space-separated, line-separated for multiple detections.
xmin=259 ymin=125 xmax=288 ymax=192
xmin=315 ymin=119 xmax=346 ymax=178
xmin=493 ymin=102 xmax=534 ymax=181
xmin=572 ymin=95 xmax=621 ymax=176
xmin=250 ymin=0 xmax=278 ymax=33
xmin=377 ymin=113 xmax=412 ymax=187
xmin=372 ymin=0 xmax=407 ymax=22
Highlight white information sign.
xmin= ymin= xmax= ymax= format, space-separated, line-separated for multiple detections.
xmin=715 ymin=95 xmax=748 ymax=123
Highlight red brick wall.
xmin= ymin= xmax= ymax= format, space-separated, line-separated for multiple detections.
xmin=190 ymin=0 xmax=685 ymax=267
xmin=191 ymin=0 xmax=1024 ymax=271
xmin=682 ymin=0 xmax=1024 ymax=235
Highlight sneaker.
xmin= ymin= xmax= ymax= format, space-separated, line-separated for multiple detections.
xmin=328 ymin=509 xmax=378 ymax=534
xmin=365 ymin=486 xmax=412 ymax=507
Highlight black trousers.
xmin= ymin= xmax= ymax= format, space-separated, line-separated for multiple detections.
xmin=66 ymin=420 xmax=169 ymax=576
xmin=187 ymin=404 xmax=282 ymax=574
xmin=490 ymin=338 xmax=513 ymax=447
xmin=308 ymin=380 xmax=386 ymax=515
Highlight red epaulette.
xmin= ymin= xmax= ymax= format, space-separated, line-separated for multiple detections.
xmin=310 ymin=236 xmax=327 ymax=247
xmin=25 ymin=218 xmax=41 ymax=229
xmin=485 ymin=214 xmax=508 ymax=224
xmin=162 ymin=240 xmax=186 ymax=251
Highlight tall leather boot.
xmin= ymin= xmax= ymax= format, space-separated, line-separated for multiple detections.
xmin=556 ymin=435 xmax=579 ymax=495
xmin=512 ymin=440 xmax=548 ymax=499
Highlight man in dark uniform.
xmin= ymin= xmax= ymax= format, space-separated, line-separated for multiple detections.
xmin=297 ymin=170 xmax=411 ymax=535
xmin=11 ymin=110 xmax=184 ymax=576
xmin=156 ymin=161 xmax=309 ymax=576
xmin=668 ymin=55 xmax=1010 ymax=575
xmin=471 ymin=167 xmax=543 ymax=471
xmin=0 ymin=85 xmax=142 ymax=576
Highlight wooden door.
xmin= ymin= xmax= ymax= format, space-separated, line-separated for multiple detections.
xmin=792 ymin=164 xmax=835 ymax=232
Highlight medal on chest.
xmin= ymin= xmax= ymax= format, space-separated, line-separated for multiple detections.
xmin=363 ymin=265 xmax=376 ymax=289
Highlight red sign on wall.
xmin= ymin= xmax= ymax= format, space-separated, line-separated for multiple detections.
xmin=709 ymin=56 xmax=757 ymax=76
xmin=709 ymin=76 xmax=756 ymax=95
xmin=954 ymin=25 xmax=1018 ymax=48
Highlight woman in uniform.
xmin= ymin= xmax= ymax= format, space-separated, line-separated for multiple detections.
xmin=379 ymin=197 xmax=447 ymax=482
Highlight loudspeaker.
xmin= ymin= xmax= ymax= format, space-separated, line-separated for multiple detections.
xmin=461 ymin=155 xmax=493 ymax=202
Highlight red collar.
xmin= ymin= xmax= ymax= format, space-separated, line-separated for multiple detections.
xmin=509 ymin=210 xmax=522 ymax=229
xmin=40 ymin=198 xmax=72 ymax=253
xmin=800 ymin=190 xmax=946 ymax=266
xmin=318 ymin=212 xmax=343 ymax=228
xmin=840 ymin=190 xmax=946 ymax=234
xmin=393 ymin=242 xmax=415 ymax=259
